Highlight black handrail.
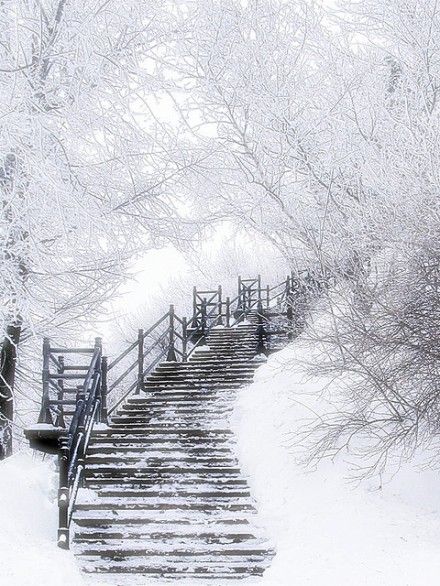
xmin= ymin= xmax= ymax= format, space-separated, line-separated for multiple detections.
xmin=57 ymin=340 xmax=103 ymax=549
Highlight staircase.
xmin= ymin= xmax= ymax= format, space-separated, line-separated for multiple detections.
xmin=27 ymin=274 xmax=317 ymax=581
xmin=72 ymin=317 xmax=275 ymax=581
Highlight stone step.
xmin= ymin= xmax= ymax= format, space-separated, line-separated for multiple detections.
xmin=142 ymin=382 xmax=244 ymax=390
xmin=85 ymin=464 xmax=242 ymax=476
xmin=180 ymin=355 xmax=253 ymax=368
xmin=87 ymin=444 xmax=233 ymax=455
xmin=150 ymin=366 xmax=255 ymax=373
xmin=74 ymin=501 xmax=255 ymax=513
xmin=88 ymin=439 xmax=234 ymax=451
xmin=122 ymin=396 xmax=232 ymax=405
xmin=73 ymin=515 xmax=252 ymax=528
xmin=84 ymin=478 xmax=249 ymax=489
xmin=138 ymin=389 xmax=236 ymax=398
xmin=110 ymin=410 xmax=232 ymax=422
xmin=191 ymin=347 xmax=255 ymax=354
xmin=73 ymin=528 xmax=259 ymax=544
xmin=106 ymin=421 xmax=231 ymax=429
xmin=147 ymin=372 xmax=254 ymax=381
xmin=118 ymin=402 xmax=232 ymax=411
xmin=81 ymin=561 xmax=268 ymax=578
xmin=92 ymin=487 xmax=251 ymax=499
xmin=131 ymin=392 xmax=229 ymax=401
xmin=154 ymin=367 xmax=256 ymax=375
xmin=92 ymin=427 xmax=233 ymax=435
xmin=86 ymin=455 xmax=238 ymax=466
xmin=117 ymin=407 xmax=230 ymax=417
xmin=76 ymin=543 xmax=270 ymax=558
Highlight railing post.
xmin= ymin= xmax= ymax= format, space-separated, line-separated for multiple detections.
xmin=100 ymin=356 xmax=108 ymax=423
xmin=256 ymin=301 xmax=268 ymax=355
xmin=57 ymin=443 xmax=70 ymax=549
xmin=257 ymin=274 xmax=262 ymax=308
xmin=266 ymin=285 xmax=270 ymax=309
xmin=136 ymin=329 xmax=144 ymax=394
xmin=217 ymin=285 xmax=223 ymax=325
xmin=167 ymin=305 xmax=177 ymax=361
xmin=225 ymin=296 xmax=231 ymax=328
xmin=94 ymin=336 xmax=102 ymax=413
xmin=38 ymin=337 xmax=53 ymax=424
xmin=191 ymin=286 xmax=199 ymax=329
xmin=237 ymin=276 xmax=243 ymax=312
xmin=75 ymin=379 xmax=87 ymax=481
xmin=182 ymin=317 xmax=188 ymax=362
xmin=55 ymin=355 xmax=65 ymax=428
xmin=200 ymin=298 xmax=207 ymax=342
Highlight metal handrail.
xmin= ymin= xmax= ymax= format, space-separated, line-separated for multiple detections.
xmin=57 ymin=344 xmax=102 ymax=549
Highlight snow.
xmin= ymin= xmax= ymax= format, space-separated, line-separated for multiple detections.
xmin=26 ymin=424 xmax=65 ymax=431
xmin=0 ymin=453 xmax=85 ymax=586
xmin=233 ymin=336 xmax=440 ymax=585
xmin=5 ymin=318 xmax=440 ymax=585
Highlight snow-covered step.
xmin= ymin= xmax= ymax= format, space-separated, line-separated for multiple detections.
xmin=85 ymin=455 xmax=238 ymax=466
xmin=76 ymin=542 xmax=271 ymax=558
xmin=73 ymin=528 xmax=261 ymax=544
xmin=81 ymin=562 xmax=269 ymax=579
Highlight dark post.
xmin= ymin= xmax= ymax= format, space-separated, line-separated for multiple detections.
xmin=256 ymin=301 xmax=268 ymax=355
xmin=182 ymin=317 xmax=188 ymax=362
xmin=136 ymin=329 xmax=144 ymax=394
xmin=217 ymin=285 xmax=223 ymax=325
xmin=191 ymin=286 xmax=199 ymax=329
xmin=38 ymin=337 xmax=53 ymax=424
xmin=225 ymin=296 xmax=231 ymax=328
xmin=257 ymin=274 xmax=262 ymax=307
xmin=94 ymin=336 xmax=102 ymax=400
xmin=167 ymin=305 xmax=177 ymax=361
xmin=237 ymin=276 xmax=243 ymax=311
xmin=76 ymin=343 xmax=88 ymax=472
xmin=57 ymin=443 xmax=70 ymax=549
xmin=55 ymin=355 xmax=65 ymax=428
xmin=200 ymin=298 xmax=207 ymax=343
xmin=100 ymin=356 xmax=108 ymax=423
xmin=266 ymin=285 xmax=270 ymax=309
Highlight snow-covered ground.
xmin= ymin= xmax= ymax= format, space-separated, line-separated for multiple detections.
xmin=0 ymin=453 xmax=84 ymax=586
xmin=3 ymin=327 xmax=440 ymax=585
xmin=233 ymin=340 xmax=440 ymax=585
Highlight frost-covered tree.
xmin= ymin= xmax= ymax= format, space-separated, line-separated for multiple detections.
xmin=173 ymin=0 xmax=440 ymax=474
xmin=0 ymin=0 xmax=207 ymax=457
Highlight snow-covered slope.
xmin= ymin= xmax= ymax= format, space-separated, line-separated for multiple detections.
xmin=0 ymin=453 xmax=84 ymax=586
xmin=4 ymin=328 xmax=440 ymax=586
xmin=233 ymin=341 xmax=440 ymax=585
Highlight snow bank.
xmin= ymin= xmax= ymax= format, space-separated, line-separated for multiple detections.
xmin=233 ymin=340 xmax=440 ymax=585
xmin=0 ymin=452 xmax=85 ymax=586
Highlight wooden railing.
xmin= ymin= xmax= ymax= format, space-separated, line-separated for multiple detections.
xmin=32 ymin=271 xmax=326 ymax=549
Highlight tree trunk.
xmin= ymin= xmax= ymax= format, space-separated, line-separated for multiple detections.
xmin=0 ymin=320 xmax=21 ymax=459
